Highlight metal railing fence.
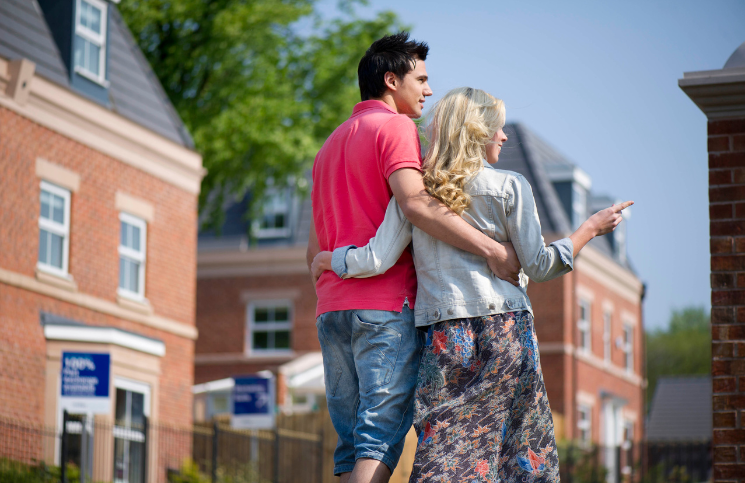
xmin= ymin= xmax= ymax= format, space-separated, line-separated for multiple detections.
xmin=559 ymin=440 xmax=712 ymax=483
xmin=0 ymin=414 xmax=712 ymax=483
xmin=0 ymin=413 xmax=323 ymax=483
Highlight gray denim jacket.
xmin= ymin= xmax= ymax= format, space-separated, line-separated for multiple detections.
xmin=331 ymin=167 xmax=574 ymax=327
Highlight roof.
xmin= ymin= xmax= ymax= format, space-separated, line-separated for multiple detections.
xmin=646 ymin=376 xmax=712 ymax=442
xmin=0 ymin=0 xmax=193 ymax=148
xmin=199 ymin=122 xmax=633 ymax=272
xmin=498 ymin=123 xmax=573 ymax=234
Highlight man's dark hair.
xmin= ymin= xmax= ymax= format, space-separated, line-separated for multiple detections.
xmin=358 ymin=32 xmax=429 ymax=101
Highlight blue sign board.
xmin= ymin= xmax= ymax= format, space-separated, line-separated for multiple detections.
xmin=231 ymin=374 xmax=275 ymax=429
xmin=60 ymin=352 xmax=111 ymax=414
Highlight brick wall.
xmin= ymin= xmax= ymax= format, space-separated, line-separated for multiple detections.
xmin=194 ymin=272 xmax=318 ymax=384
xmin=709 ymin=118 xmax=745 ymax=482
xmin=0 ymin=106 xmax=197 ymax=427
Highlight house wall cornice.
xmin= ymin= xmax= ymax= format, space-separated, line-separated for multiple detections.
xmin=539 ymin=342 xmax=644 ymax=387
xmin=574 ymin=245 xmax=644 ymax=304
xmin=0 ymin=267 xmax=197 ymax=340
xmin=197 ymin=246 xmax=308 ymax=279
xmin=679 ymin=66 xmax=745 ymax=120
xmin=0 ymin=57 xmax=205 ymax=194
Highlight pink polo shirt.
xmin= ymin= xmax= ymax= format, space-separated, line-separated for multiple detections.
xmin=312 ymin=100 xmax=422 ymax=317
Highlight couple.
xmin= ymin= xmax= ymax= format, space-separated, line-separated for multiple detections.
xmin=306 ymin=32 xmax=631 ymax=483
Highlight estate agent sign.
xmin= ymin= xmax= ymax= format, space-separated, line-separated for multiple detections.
xmin=59 ymin=352 xmax=111 ymax=414
xmin=231 ymin=374 xmax=275 ymax=429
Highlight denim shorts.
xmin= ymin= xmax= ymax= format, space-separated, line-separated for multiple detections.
xmin=316 ymin=306 xmax=424 ymax=475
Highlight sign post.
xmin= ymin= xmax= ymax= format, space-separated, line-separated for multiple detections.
xmin=60 ymin=352 xmax=111 ymax=414
xmin=59 ymin=352 xmax=111 ymax=483
xmin=231 ymin=374 xmax=276 ymax=430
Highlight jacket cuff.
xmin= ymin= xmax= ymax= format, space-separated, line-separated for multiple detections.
xmin=550 ymin=238 xmax=574 ymax=270
xmin=331 ymin=245 xmax=357 ymax=278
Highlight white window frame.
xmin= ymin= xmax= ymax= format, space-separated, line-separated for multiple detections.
xmin=113 ymin=377 xmax=151 ymax=483
xmin=578 ymin=299 xmax=592 ymax=353
xmin=603 ymin=310 xmax=612 ymax=364
xmin=622 ymin=324 xmax=634 ymax=373
xmin=38 ymin=181 xmax=71 ymax=278
xmin=577 ymin=404 xmax=592 ymax=446
xmin=246 ymin=300 xmax=293 ymax=355
xmin=572 ymin=184 xmax=586 ymax=230
xmin=118 ymin=212 xmax=147 ymax=301
xmin=253 ymin=189 xmax=292 ymax=239
xmin=74 ymin=0 xmax=108 ymax=85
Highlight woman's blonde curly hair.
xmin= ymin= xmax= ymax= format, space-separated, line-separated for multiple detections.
xmin=422 ymin=87 xmax=505 ymax=215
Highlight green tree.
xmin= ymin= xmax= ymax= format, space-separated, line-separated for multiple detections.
xmin=119 ymin=0 xmax=405 ymax=231
xmin=645 ymin=306 xmax=710 ymax=408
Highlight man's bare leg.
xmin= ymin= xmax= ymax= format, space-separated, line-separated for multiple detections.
xmin=340 ymin=472 xmax=352 ymax=483
xmin=347 ymin=458 xmax=391 ymax=483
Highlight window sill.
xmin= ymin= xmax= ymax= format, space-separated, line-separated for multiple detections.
xmin=116 ymin=294 xmax=153 ymax=315
xmin=243 ymin=351 xmax=295 ymax=361
xmin=74 ymin=66 xmax=110 ymax=88
xmin=35 ymin=267 xmax=77 ymax=292
xmin=255 ymin=228 xmax=291 ymax=239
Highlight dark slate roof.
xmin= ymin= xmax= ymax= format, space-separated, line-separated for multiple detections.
xmin=0 ymin=0 xmax=193 ymax=148
xmin=199 ymin=122 xmax=633 ymax=274
xmin=0 ymin=0 xmax=70 ymax=86
xmin=646 ymin=377 xmax=712 ymax=442
xmin=499 ymin=123 xmax=573 ymax=234
xmin=198 ymin=182 xmax=311 ymax=251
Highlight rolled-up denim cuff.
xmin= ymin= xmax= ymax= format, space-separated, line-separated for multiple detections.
xmin=550 ymin=238 xmax=574 ymax=269
xmin=331 ymin=245 xmax=357 ymax=278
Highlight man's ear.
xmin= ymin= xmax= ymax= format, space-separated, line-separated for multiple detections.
xmin=383 ymin=71 xmax=398 ymax=92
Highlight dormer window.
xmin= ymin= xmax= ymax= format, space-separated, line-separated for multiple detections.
xmin=254 ymin=189 xmax=292 ymax=239
xmin=571 ymin=183 xmax=587 ymax=231
xmin=73 ymin=0 xmax=107 ymax=84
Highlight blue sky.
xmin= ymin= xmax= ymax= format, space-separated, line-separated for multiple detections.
xmin=319 ymin=0 xmax=745 ymax=330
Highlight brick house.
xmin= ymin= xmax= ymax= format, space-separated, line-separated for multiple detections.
xmin=680 ymin=40 xmax=745 ymax=483
xmin=0 ymin=0 xmax=203 ymax=480
xmin=196 ymin=121 xmax=645 ymax=456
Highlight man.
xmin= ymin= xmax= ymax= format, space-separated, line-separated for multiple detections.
xmin=307 ymin=32 xmax=519 ymax=483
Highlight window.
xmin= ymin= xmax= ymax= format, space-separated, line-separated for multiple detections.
xmin=614 ymin=222 xmax=627 ymax=264
xmin=118 ymin=213 xmax=147 ymax=300
xmin=622 ymin=325 xmax=634 ymax=373
xmin=74 ymin=0 xmax=107 ymax=83
xmin=572 ymin=184 xmax=586 ymax=230
xmin=577 ymin=405 xmax=592 ymax=445
xmin=603 ymin=310 xmax=612 ymax=363
xmin=254 ymin=190 xmax=291 ymax=238
xmin=38 ymin=181 xmax=71 ymax=276
xmin=578 ymin=300 xmax=592 ymax=353
xmin=623 ymin=419 xmax=634 ymax=443
xmin=247 ymin=301 xmax=292 ymax=353
xmin=113 ymin=378 xmax=150 ymax=483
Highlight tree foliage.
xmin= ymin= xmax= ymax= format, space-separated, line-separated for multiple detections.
xmin=119 ymin=0 xmax=405 ymax=231
xmin=645 ymin=306 xmax=710 ymax=408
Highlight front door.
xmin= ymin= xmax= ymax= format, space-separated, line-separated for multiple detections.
xmin=602 ymin=400 xmax=622 ymax=483
xmin=113 ymin=379 xmax=150 ymax=483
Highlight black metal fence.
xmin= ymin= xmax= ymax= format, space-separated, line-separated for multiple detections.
xmin=559 ymin=440 xmax=712 ymax=483
xmin=0 ymin=414 xmax=323 ymax=483
xmin=0 ymin=413 xmax=712 ymax=483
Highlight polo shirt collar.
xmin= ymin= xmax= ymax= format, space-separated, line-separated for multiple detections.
xmin=352 ymin=100 xmax=398 ymax=115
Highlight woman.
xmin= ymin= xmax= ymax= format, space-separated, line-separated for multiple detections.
xmin=312 ymin=87 xmax=631 ymax=482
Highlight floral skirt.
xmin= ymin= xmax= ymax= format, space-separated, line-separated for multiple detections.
xmin=410 ymin=311 xmax=559 ymax=483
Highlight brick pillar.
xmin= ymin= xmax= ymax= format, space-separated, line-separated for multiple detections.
xmin=681 ymin=42 xmax=745 ymax=483
xmin=709 ymin=120 xmax=745 ymax=481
